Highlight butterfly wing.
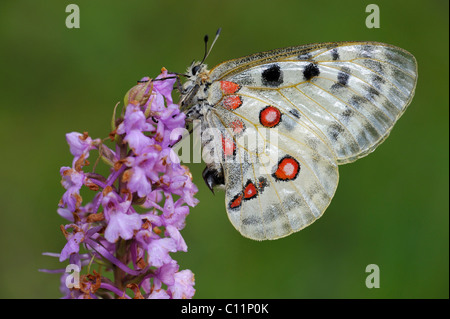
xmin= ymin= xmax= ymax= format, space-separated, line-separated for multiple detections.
xmin=210 ymin=42 xmax=418 ymax=163
xmin=204 ymin=42 xmax=417 ymax=240
xmin=205 ymin=94 xmax=339 ymax=240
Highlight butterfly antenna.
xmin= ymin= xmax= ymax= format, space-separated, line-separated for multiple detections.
xmin=201 ymin=27 xmax=221 ymax=64
xmin=200 ymin=34 xmax=209 ymax=64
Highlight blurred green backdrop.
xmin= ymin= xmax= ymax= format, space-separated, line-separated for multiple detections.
xmin=0 ymin=0 xmax=448 ymax=299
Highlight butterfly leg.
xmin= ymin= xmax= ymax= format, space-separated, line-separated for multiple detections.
xmin=174 ymin=74 xmax=184 ymax=95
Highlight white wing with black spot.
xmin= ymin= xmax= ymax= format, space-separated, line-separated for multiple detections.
xmin=211 ymin=42 xmax=418 ymax=163
xmin=199 ymin=41 xmax=417 ymax=240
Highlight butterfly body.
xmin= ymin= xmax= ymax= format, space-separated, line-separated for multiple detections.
xmin=180 ymin=41 xmax=417 ymax=240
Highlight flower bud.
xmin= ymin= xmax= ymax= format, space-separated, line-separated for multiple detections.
xmin=124 ymin=77 xmax=153 ymax=107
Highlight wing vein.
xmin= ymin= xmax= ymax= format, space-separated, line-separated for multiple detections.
xmin=294 ymin=86 xmax=362 ymax=150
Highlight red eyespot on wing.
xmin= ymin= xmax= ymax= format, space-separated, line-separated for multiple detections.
xmin=243 ymin=180 xmax=258 ymax=200
xmin=222 ymin=96 xmax=243 ymax=110
xmin=259 ymin=105 xmax=282 ymax=128
xmin=273 ymin=156 xmax=300 ymax=181
xmin=221 ymin=135 xmax=236 ymax=157
xmin=220 ymin=81 xmax=241 ymax=95
xmin=229 ymin=180 xmax=258 ymax=209
xmin=230 ymin=119 xmax=245 ymax=134
xmin=229 ymin=193 xmax=243 ymax=209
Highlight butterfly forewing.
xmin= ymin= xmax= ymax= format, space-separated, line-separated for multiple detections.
xmin=211 ymin=42 xmax=418 ymax=163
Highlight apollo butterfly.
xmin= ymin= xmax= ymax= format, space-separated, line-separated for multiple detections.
xmin=178 ymin=29 xmax=418 ymax=240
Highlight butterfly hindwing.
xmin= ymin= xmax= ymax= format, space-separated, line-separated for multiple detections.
xmin=207 ymin=83 xmax=338 ymax=240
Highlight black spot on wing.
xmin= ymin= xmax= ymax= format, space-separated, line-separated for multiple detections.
xmin=363 ymin=59 xmax=385 ymax=75
xmin=332 ymin=71 xmax=350 ymax=90
xmin=263 ymin=204 xmax=280 ymax=223
xmin=349 ymin=95 xmax=367 ymax=109
xmin=371 ymin=74 xmax=386 ymax=91
xmin=331 ymin=48 xmax=339 ymax=61
xmin=331 ymin=67 xmax=350 ymax=90
xmin=262 ymin=205 xmax=292 ymax=234
xmin=289 ymin=109 xmax=301 ymax=119
xmin=338 ymin=71 xmax=350 ymax=86
xmin=242 ymin=215 xmax=261 ymax=226
xmin=360 ymin=45 xmax=374 ymax=58
xmin=340 ymin=108 xmax=354 ymax=124
xmin=261 ymin=64 xmax=283 ymax=87
xmin=327 ymin=123 xmax=345 ymax=141
xmin=303 ymin=63 xmax=320 ymax=81
xmin=366 ymin=86 xmax=380 ymax=100
xmin=257 ymin=176 xmax=269 ymax=193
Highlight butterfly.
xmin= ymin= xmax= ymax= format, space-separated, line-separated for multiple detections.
xmin=178 ymin=29 xmax=418 ymax=240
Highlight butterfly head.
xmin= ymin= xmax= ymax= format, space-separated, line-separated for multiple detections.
xmin=179 ymin=61 xmax=211 ymax=112
xmin=187 ymin=61 xmax=209 ymax=80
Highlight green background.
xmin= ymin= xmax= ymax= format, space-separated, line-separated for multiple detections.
xmin=0 ymin=0 xmax=448 ymax=298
